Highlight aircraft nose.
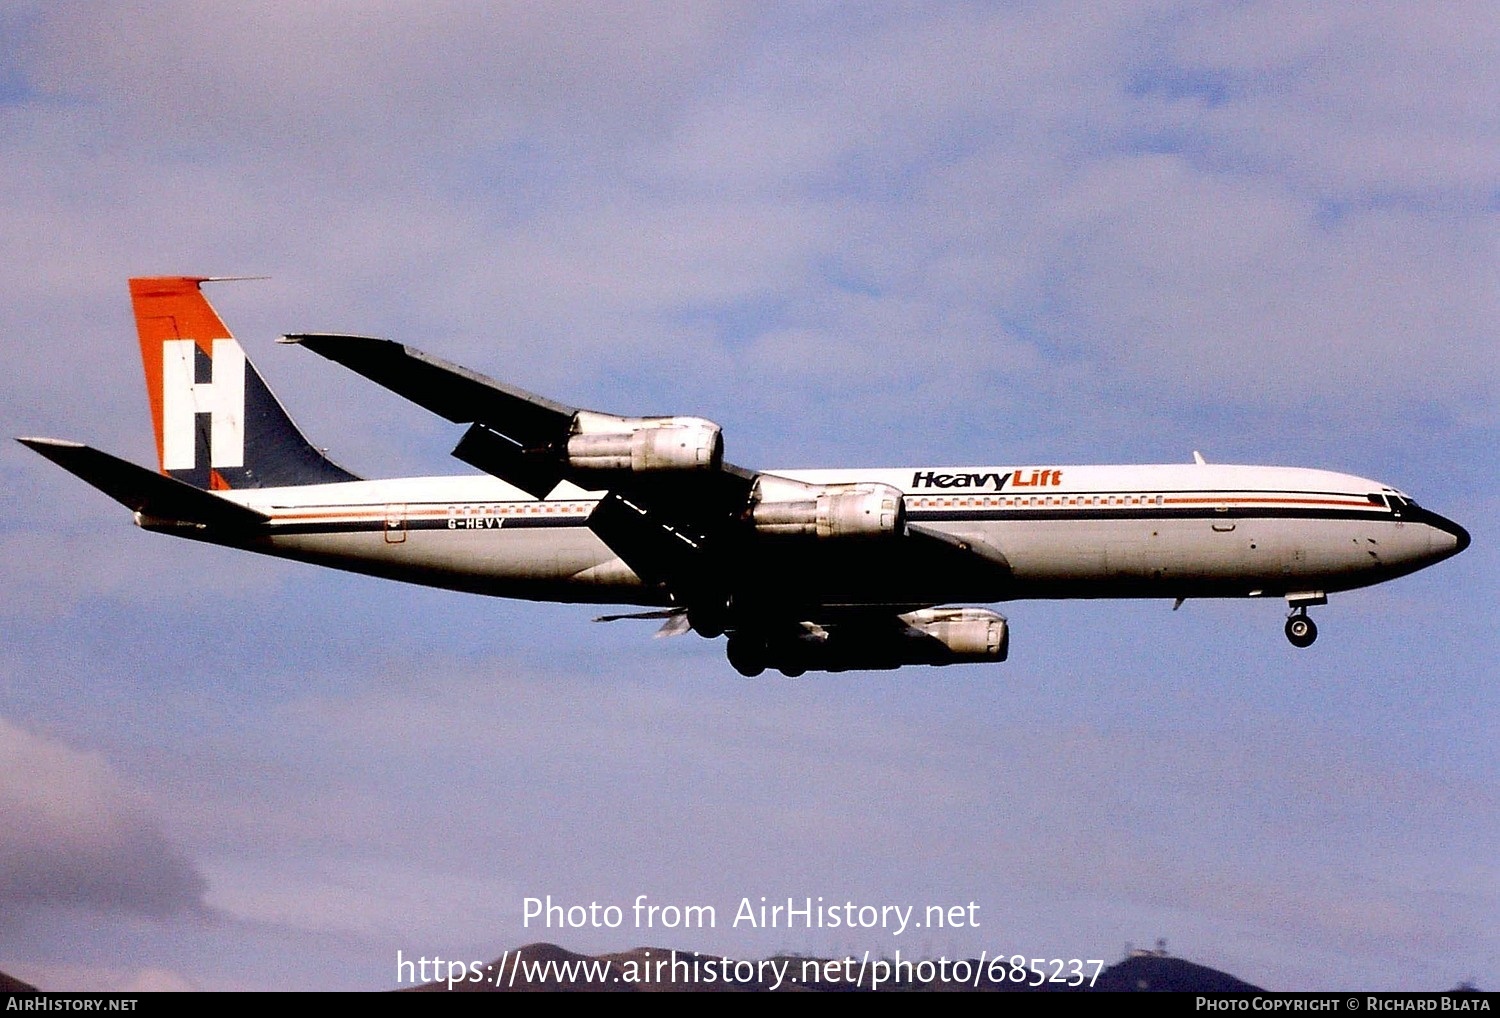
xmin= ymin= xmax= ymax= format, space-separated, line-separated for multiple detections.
xmin=1426 ymin=511 xmax=1471 ymax=559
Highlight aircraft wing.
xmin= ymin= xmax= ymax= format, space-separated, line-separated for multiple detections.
xmin=284 ymin=334 xmax=757 ymax=601
xmin=18 ymin=438 xmax=269 ymax=529
xmin=285 ymin=332 xmax=753 ymax=483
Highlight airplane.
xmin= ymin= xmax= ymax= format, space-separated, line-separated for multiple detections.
xmin=19 ymin=277 xmax=1470 ymax=676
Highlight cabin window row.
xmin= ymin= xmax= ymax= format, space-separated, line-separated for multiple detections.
xmin=444 ymin=502 xmax=592 ymax=516
xmin=910 ymin=495 xmax=1167 ymax=509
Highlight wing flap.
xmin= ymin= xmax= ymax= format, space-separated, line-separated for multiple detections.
xmin=18 ymin=438 xmax=269 ymax=529
xmin=451 ymin=423 xmax=565 ymax=500
xmin=905 ymin=523 xmax=1012 ymax=572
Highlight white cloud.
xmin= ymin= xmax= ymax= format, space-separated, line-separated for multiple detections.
xmin=0 ymin=718 xmax=207 ymax=920
xmin=203 ymin=858 xmax=523 ymax=945
xmin=1167 ymin=3 xmax=1500 ymax=197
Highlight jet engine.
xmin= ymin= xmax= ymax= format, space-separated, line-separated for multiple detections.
xmin=900 ymin=607 xmax=1009 ymax=660
xmin=564 ymin=410 xmax=723 ymax=473
xmin=725 ymin=607 xmax=1008 ymax=676
xmin=748 ymin=477 xmax=906 ymax=539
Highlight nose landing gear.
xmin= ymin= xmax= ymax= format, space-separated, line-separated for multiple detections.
xmin=1285 ymin=610 xmax=1318 ymax=648
xmin=1283 ymin=591 xmax=1326 ymax=648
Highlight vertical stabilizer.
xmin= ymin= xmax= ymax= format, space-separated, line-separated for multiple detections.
xmin=128 ymin=277 xmax=359 ymax=489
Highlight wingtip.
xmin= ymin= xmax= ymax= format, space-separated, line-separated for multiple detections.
xmin=16 ymin=436 xmax=84 ymax=450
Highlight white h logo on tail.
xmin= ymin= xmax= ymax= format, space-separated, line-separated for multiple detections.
xmin=162 ymin=338 xmax=246 ymax=470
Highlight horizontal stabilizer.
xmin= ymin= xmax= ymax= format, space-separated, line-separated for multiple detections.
xmin=593 ymin=608 xmax=684 ymax=623
xmin=280 ymin=334 xmax=576 ymax=448
xmin=17 ymin=438 xmax=269 ymax=528
xmin=592 ymin=607 xmax=692 ymax=637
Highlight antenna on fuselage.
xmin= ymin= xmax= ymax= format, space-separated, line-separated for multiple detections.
xmin=1192 ymin=450 xmax=1207 ymax=465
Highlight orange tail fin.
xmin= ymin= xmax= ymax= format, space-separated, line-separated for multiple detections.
xmin=127 ymin=277 xmax=357 ymax=489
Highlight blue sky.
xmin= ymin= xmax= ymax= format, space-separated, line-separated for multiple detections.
xmin=1 ymin=2 xmax=1495 ymax=991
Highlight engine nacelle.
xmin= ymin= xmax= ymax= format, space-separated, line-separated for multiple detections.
xmin=900 ymin=607 xmax=1009 ymax=662
xmin=750 ymin=480 xmax=906 ymax=539
xmin=565 ymin=411 xmax=722 ymax=473
xmin=725 ymin=607 xmax=1008 ymax=675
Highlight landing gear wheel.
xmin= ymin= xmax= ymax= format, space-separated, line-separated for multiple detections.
xmin=688 ymin=598 xmax=731 ymax=639
xmin=1285 ymin=614 xmax=1318 ymax=648
xmin=688 ymin=611 xmax=724 ymax=639
xmin=726 ymin=634 xmax=766 ymax=677
xmin=779 ymin=666 xmax=806 ymax=678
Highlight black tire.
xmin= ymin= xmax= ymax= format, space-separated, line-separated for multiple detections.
xmin=1285 ymin=615 xmax=1318 ymax=648
xmin=689 ymin=611 xmax=724 ymax=639
xmin=726 ymin=634 xmax=766 ymax=676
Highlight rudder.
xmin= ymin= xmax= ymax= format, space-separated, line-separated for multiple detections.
xmin=129 ymin=277 xmax=359 ymax=489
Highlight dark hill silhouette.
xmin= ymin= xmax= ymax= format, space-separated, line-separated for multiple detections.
xmin=1 ymin=969 xmax=38 ymax=992
xmin=410 ymin=943 xmax=629 ymax=993
xmin=1091 ymin=953 xmax=1260 ymax=992
xmin=409 ymin=943 xmax=1264 ymax=992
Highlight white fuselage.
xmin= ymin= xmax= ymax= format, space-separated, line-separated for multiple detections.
xmin=169 ymin=462 xmax=1463 ymax=610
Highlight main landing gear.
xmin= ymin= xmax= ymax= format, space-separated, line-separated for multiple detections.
xmin=725 ymin=631 xmax=808 ymax=678
xmin=1284 ymin=608 xmax=1318 ymax=648
xmin=726 ymin=632 xmax=767 ymax=677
